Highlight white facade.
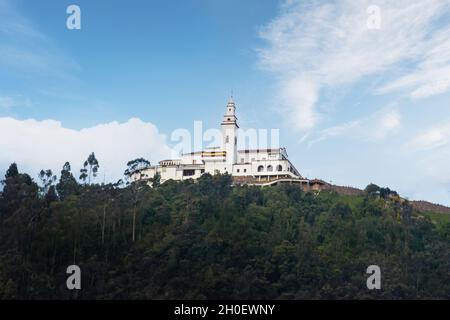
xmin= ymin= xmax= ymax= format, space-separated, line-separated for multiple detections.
xmin=133 ymin=97 xmax=303 ymax=184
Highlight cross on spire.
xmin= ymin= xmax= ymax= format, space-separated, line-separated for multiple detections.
xmin=228 ymin=90 xmax=234 ymax=104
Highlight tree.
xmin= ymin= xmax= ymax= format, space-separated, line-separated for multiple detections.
xmin=80 ymin=152 xmax=100 ymax=184
xmin=128 ymin=181 xmax=149 ymax=242
xmin=330 ymin=202 xmax=352 ymax=219
xmin=1 ymin=164 xmax=37 ymax=214
xmin=1 ymin=162 xmax=450 ymax=300
xmin=38 ymin=169 xmax=57 ymax=195
xmin=56 ymin=162 xmax=79 ymax=200
xmin=365 ymin=183 xmax=380 ymax=196
xmin=124 ymin=158 xmax=151 ymax=183
xmin=45 ymin=185 xmax=58 ymax=204
xmin=5 ymin=163 xmax=18 ymax=179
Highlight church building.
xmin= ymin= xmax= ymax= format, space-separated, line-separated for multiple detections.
xmin=133 ymin=97 xmax=309 ymax=187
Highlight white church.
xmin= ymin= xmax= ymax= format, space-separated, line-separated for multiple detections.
xmin=133 ymin=97 xmax=313 ymax=187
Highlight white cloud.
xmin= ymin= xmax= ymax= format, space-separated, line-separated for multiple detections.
xmin=279 ymin=77 xmax=319 ymax=130
xmin=259 ymin=0 xmax=450 ymax=131
xmin=0 ymin=117 xmax=172 ymax=183
xmin=375 ymin=109 xmax=401 ymax=140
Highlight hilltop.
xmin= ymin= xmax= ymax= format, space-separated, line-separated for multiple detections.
xmin=1 ymin=164 xmax=449 ymax=299
xmin=328 ymin=184 xmax=450 ymax=214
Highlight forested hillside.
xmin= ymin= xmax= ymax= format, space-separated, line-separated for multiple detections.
xmin=1 ymin=162 xmax=450 ymax=299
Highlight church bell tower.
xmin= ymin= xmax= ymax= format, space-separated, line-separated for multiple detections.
xmin=221 ymin=96 xmax=239 ymax=166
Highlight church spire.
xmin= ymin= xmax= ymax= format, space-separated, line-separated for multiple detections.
xmin=222 ymin=95 xmax=238 ymax=126
xmin=228 ymin=91 xmax=234 ymax=104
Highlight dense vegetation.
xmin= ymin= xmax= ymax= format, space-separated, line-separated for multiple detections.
xmin=1 ymin=160 xmax=450 ymax=300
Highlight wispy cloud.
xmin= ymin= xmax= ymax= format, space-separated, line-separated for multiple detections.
xmin=258 ymin=0 xmax=450 ymax=132
xmin=0 ymin=95 xmax=32 ymax=109
xmin=0 ymin=0 xmax=80 ymax=78
xmin=404 ymin=122 xmax=450 ymax=204
xmin=307 ymin=107 xmax=401 ymax=146
xmin=378 ymin=25 xmax=450 ymax=98
xmin=407 ymin=122 xmax=450 ymax=151
xmin=0 ymin=0 xmax=45 ymax=39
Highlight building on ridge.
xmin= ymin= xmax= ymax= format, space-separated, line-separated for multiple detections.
xmin=133 ymin=96 xmax=309 ymax=187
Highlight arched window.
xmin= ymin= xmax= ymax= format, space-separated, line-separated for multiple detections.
xmin=257 ymin=165 xmax=264 ymax=172
xmin=267 ymin=165 xmax=273 ymax=172
xmin=277 ymin=165 xmax=283 ymax=172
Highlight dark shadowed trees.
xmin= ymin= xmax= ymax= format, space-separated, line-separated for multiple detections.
xmin=56 ymin=162 xmax=79 ymax=201
xmin=5 ymin=163 xmax=18 ymax=178
xmin=0 ymin=163 xmax=449 ymax=300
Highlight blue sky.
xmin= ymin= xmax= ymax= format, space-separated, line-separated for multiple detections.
xmin=2 ymin=0 xmax=450 ymax=205
xmin=1 ymin=0 xmax=279 ymax=130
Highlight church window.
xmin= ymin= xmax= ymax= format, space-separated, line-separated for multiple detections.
xmin=277 ymin=165 xmax=283 ymax=172
xmin=244 ymin=169 xmax=247 ymax=173
xmin=237 ymin=169 xmax=240 ymax=173
xmin=267 ymin=165 xmax=273 ymax=172
xmin=183 ymin=169 xmax=195 ymax=176
xmin=257 ymin=165 xmax=264 ymax=172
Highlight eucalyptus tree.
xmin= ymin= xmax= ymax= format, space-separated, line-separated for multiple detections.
xmin=80 ymin=152 xmax=100 ymax=184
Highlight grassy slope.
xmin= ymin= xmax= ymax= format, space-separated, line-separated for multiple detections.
xmin=320 ymin=190 xmax=450 ymax=227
